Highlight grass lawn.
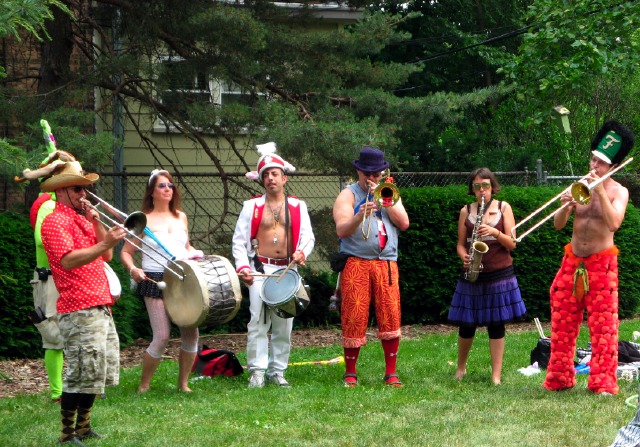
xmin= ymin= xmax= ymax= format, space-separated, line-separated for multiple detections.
xmin=2 ymin=320 xmax=640 ymax=447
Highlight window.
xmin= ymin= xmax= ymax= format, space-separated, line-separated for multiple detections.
xmin=217 ymin=80 xmax=260 ymax=107
xmin=154 ymin=56 xmax=261 ymax=133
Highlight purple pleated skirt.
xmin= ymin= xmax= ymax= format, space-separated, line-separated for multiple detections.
xmin=448 ymin=266 xmax=527 ymax=327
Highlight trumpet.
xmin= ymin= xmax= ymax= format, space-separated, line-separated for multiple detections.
xmin=361 ymin=169 xmax=401 ymax=239
xmin=80 ymin=191 xmax=185 ymax=280
xmin=511 ymin=157 xmax=633 ymax=242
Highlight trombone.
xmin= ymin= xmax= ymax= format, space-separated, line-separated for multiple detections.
xmin=361 ymin=169 xmax=401 ymax=240
xmin=80 ymin=191 xmax=185 ymax=280
xmin=511 ymin=157 xmax=634 ymax=242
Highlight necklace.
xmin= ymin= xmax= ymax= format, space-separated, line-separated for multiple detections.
xmin=270 ymin=202 xmax=283 ymax=244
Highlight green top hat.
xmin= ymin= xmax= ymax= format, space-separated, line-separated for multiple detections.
xmin=591 ymin=121 xmax=635 ymax=165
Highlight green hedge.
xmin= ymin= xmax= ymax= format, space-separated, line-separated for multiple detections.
xmin=398 ymin=186 xmax=640 ymax=324
xmin=4 ymin=187 xmax=639 ymax=359
xmin=0 ymin=211 xmax=153 ymax=359
xmin=0 ymin=212 xmax=41 ymax=358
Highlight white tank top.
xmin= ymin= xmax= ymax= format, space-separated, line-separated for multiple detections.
xmin=141 ymin=228 xmax=189 ymax=272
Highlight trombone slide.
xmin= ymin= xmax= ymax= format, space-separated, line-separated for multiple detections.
xmin=81 ymin=194 xmax=185 ymax=280
xmin=511 ymin=157 xmax=634 ymax=242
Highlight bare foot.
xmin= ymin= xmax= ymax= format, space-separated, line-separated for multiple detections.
xmin=178 ymin=386 xmax=192 ymax=393
xmin=136 ymin=386 xmax=149 ymax=394
xmin=454 ymin=369 xmax=466 ymax=381
xmin=492 ymin=378 xmax=501 ymax=385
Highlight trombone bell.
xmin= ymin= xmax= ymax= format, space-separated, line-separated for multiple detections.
xmin=123 ymin=211 xmax=148 ymax=236
xmin=570 ymin=181 xmax=592 ymax=205
xmin=373 ymin=183 xmax=400 ymax=207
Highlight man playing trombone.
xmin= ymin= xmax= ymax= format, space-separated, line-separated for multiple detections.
xmin=40 ymin=160 xmax=127 ymax=445
xmin=543 ymin=121 xmax=635 ymax=395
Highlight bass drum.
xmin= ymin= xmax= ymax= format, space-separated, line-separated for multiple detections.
xmin=164 ymin=255 xmax=242 ymax=328
xmin=260 ymin=268 xmax=310 ymax=319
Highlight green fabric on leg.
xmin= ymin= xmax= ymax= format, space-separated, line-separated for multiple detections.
xmin=45 ymin=348 xmax=64 ymax=399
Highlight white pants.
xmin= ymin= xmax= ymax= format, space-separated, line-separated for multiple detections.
xmin=246 ymin=263 xmax=294 ymax=374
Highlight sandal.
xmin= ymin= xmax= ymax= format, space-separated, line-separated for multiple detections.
xmin=384 ymin=373 xmax=403 ymax=387
xmin=343 ymin=373 xmax=358 ymax=388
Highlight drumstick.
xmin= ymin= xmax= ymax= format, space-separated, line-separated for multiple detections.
xmin=242 ymin=273 xmax=280 ymax=278
xmin=145 ymin=276 xmax=167 ymax=290
xmin=276 ymin=239 xmax=312 ymax=283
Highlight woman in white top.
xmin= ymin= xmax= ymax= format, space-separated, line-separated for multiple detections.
xmin=121 ymin=170 xmax=203 ymax=393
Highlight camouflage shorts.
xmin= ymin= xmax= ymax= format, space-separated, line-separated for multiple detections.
xmin=58 ymin=306 xmax=120 ymax=394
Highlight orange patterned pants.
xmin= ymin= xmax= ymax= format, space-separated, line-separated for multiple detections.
xmin=340 ymin=257 xmax=402 ymax=348
xmin=543 ymin=244 xmax=619 ymax=395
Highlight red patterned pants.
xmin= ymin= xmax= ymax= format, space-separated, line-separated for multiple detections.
xmin=543 ymin=244 xmax=619 ymax=394
xmin=340 ymin=257 xmax=402 ymax=348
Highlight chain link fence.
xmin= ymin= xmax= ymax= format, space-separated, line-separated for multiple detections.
xmin=93 ymin=168 xmax=541 ymax=271
xmin=8 ymin=161 xmax=633 ymax=271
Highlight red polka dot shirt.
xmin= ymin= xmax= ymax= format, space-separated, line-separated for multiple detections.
xmin=41 ymin=202 xmax=112 ymax=314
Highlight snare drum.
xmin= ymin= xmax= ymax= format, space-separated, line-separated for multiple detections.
xmin=260 ymin=269 xmax=310 ymax=319
xmin=164 ymin=255 xmax=241 ymax=328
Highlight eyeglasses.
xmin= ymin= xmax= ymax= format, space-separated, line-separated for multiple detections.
xmin=472 ymin=182 xmax=491 ymax=191
xmin=71 ymin=186 xmax=86 ymax=193
xmin=157 ymin=183 xmax=174 ymax=189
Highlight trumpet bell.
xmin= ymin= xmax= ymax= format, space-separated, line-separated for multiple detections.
xmin=123 ymin=211 xmax=147 ymax=236
xmin=373 ymin=183 xmax=400 ymax=207
xmin=570 ymin=181 xmax=592 ymax=205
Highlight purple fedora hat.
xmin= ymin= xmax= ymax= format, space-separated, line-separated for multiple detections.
xmin=352 ymin=147 xmax=389 ymax=172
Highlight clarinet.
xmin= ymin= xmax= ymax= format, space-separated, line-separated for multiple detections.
xmin=465 ymin=196 xmax=489 ymax=282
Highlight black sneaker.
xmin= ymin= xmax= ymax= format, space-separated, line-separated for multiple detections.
xmin=57 ymin=435 xmax=87 ymax=446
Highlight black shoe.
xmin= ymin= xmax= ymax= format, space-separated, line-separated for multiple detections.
xmin=77 ymin=429 xmax=104 ymax=440
xmin=57 ymin=435 xmax=87 ymax=446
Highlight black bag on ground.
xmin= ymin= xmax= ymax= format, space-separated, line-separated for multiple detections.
xmin=191 ymin=345 xmax=244 ymax=377
xmin=530 ymin=338 xmax=551 ymax=369
xmin=619 ymin=341 xmax=640 ymax=364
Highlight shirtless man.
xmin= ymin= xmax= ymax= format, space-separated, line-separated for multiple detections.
xmin=543 ymin=120 xmax=635 ymax=395
xmin=232 ymin=142 xmax=314 ymax=388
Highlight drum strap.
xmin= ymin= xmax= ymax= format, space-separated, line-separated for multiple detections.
xmin=251 ymin=239 xmax=265 ymax=273
xmin=285 ymin=195 xmax=291 ymax=258
xmin=253 ymin=256 xmax=265 ymax=274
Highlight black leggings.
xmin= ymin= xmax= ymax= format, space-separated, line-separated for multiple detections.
xmin=459 ymin=324 xmax=505 ymax=340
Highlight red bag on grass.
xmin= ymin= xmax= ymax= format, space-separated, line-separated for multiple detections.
xmin=192 ymin=345 xmax=244 ymax=377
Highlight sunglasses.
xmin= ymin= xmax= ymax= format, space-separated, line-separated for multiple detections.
xmin=71 ymin=186 xmax=86 ymax=193
xmin=362 ymin=171 xmax=382 ymax=177
xmin=472 ymin=182 xmax=491 ymax=191
xmin=157 ymin=182 xmax=175 ymax=189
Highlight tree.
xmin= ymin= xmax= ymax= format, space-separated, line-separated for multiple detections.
xmin=499 ymin=0 xmax=640 ymax=171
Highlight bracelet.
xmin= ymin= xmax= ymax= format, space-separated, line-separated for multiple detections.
xmin=129 ymin=266 xmax=136 ymax=275
xmin=495 ymin=230 xmax=500 ymax=238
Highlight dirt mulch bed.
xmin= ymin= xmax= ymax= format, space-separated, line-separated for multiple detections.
xmin=0 ymin=322 xmax=538 ymax=399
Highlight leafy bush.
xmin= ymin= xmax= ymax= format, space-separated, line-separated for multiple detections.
xmin=0 ymin=212 xmax=41 ymax=359
xmin=399 ymin=186 xmax=640 ymax=324
xmin=109 ymin=260 xmax=152 ymax=345
xmin=5 ymin=184 xmax=639 ymax=359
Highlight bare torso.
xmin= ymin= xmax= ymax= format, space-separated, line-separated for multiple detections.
xmin=570 ymin=179 xmax=626 ymax=257
xmin=255 ymin=201 xmax=291 ymax=259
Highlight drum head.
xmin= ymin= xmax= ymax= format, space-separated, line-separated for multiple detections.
xmin=164 ymin=260 xmax=209 ymax=328
xmin=261 ymin=269 xmax=300 ymax=306
xmin=261 ymin=269 xmax=310 ymax=319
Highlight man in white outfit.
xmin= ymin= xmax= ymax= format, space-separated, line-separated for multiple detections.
xmin=232 ymin=142 xmax=315 ymax=388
